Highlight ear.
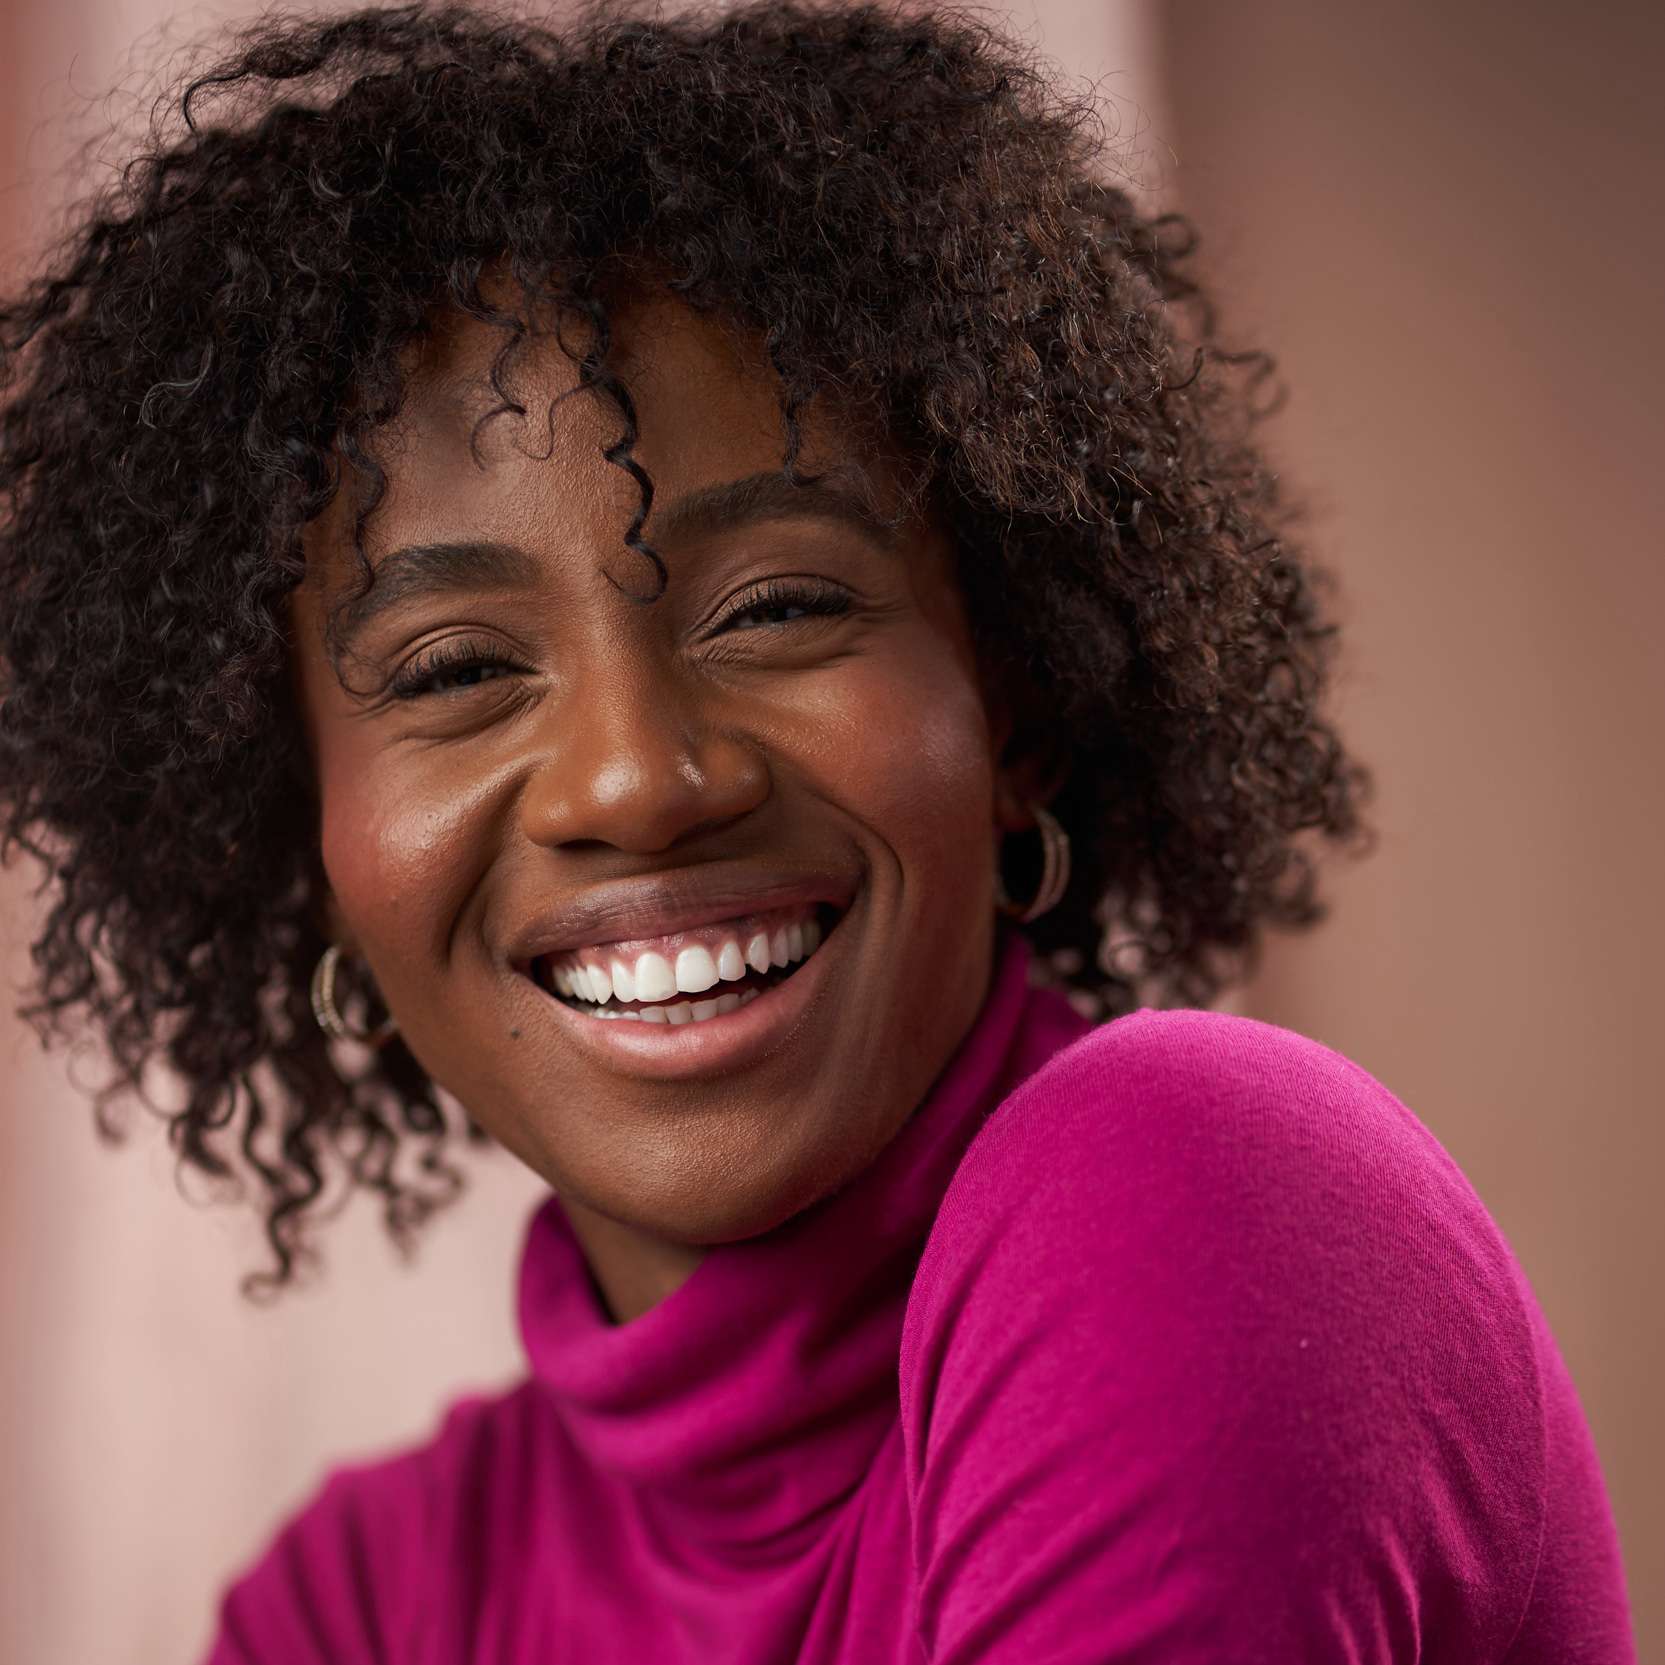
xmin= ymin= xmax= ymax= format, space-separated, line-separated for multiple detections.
xmin=303 ymin=846 xmax=355 ymax=951
xmin=985 ymin=668 xmax=1070 ymax=834
xmin=321 ymin=893 xmax=354 ymax=949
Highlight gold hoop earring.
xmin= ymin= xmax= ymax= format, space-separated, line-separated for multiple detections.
xmin=994 ymin=802 xmax=1071 ymax=923
xmin=310 ymin=942 xmax=400 ymax=1049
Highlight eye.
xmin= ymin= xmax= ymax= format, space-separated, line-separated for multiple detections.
xmin=717 ymin=577 xmax=853 ymax=633
xmin=390 ymin=637 xmax=526 ymax=700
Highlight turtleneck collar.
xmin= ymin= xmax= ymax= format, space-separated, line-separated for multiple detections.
xmin=515 ymin=920 xmax=1090 ymax=1549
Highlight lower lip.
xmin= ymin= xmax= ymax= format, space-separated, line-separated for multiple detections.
xmin=523 ymin=901 xmax=852 ymax=1081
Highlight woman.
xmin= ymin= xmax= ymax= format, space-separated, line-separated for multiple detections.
xmin=0 ymin=1 xmax=1636 ymax=1659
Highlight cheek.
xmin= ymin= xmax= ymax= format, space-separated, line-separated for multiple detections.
xmin=315 ymin=737 xmax=483 ymax=976
xmin=797 ymin=635 xmax=996 ymax=881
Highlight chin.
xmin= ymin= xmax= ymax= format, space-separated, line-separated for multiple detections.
xmin=584 ymin=1113 xmax=882 ymax=1248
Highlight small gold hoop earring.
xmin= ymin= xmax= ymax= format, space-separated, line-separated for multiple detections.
xmin=994 ymin=802 xmax=1071 ymax=923
xmin=310 ymin=942 xmax=400 ymax=1049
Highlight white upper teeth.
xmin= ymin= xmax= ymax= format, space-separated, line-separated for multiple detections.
xmin=549 ymin=908 xmax=825 ymax=1005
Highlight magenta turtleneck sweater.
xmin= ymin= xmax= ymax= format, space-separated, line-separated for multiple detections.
xmin=204 ymin=924 xmax=1636 ymax=1662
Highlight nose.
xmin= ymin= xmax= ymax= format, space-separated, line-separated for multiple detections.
xmin=517 ymin=662 xmax=770 ymax=855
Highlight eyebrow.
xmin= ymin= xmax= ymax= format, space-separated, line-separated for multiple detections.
xmin=659 ymin=468 xmax=901 ymax=549
xmin=326 ymin=467 xmax=902 ymax=652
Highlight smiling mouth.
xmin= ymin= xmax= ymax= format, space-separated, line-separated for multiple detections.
xmin=525 ymin=900 xmax=844 ymax=1024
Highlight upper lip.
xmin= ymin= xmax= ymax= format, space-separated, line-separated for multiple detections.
xmin=505 ymin=864 xmax=859 ymax=967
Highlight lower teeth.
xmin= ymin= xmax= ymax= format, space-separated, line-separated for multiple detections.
xmin=585 ymin=986 xmax=763 ymax=1024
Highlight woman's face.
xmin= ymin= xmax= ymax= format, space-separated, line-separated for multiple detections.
xmin=289 ymin=293 xmax=1041 ymax=1321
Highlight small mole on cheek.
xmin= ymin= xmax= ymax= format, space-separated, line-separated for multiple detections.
xmin=509 ymin=1028 xmax=522 ymax=1041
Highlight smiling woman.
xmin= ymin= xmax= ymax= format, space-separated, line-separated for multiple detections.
xmin=0 ymin=0 xmax=1636 ymax=1660
xmin=291 ymin=291 xmax=1024 ymax=1311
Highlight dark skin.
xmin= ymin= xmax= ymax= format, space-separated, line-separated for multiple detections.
xmin=289 ymin=291 xmax=1060 ymax=1325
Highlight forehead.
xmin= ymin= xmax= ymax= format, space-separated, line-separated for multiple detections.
xmin=301 ymin=290 xmax=910 ymax=587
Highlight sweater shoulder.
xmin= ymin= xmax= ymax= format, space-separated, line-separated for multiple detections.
xmin=923 ymin=1004 xmax=1514 ymax=1281
xmin=900 ymin=1006 xmax=1552 ymax=1655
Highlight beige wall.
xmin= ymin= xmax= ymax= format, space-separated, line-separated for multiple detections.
xmin=3 ymin=0 xmax=1657 ymax=1659
xmin=1162 ymin=0 xmax=1664 ymax=1651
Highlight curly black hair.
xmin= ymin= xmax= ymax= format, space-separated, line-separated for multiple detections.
xmin=0 ymin=0 xmax=1374 ymax=1296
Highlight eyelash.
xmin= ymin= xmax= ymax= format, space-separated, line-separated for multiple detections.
xmin=389 ymin=637 xmax=525 ymax=701
xmin=721 ymin=575 xmax=853 ymax=634
xmin=388 ymin=577 xmax=854 ymax=701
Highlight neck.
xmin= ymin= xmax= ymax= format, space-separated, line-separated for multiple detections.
xmin=560 ymin=1198 xmax=707 ymax=1325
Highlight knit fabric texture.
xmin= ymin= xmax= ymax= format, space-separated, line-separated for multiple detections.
xmin=204 ymin=922 xmax=1636 ymax=1662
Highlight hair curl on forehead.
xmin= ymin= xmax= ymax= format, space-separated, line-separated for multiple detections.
xmin=0 ymin=0 xmax=1375 ymax=1296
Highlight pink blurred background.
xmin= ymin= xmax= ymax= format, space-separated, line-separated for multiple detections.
xmin=1 ymin=2 xmax=1658 ymax=1660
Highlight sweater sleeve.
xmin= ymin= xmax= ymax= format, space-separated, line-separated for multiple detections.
xmin=898 ymin=1008 xmax=1633 ymax=1664
xmin=199 ymin=1391 xmax=512 ymax=1665
xmin=201 ymin=1443 xmax=434 ymax=1665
